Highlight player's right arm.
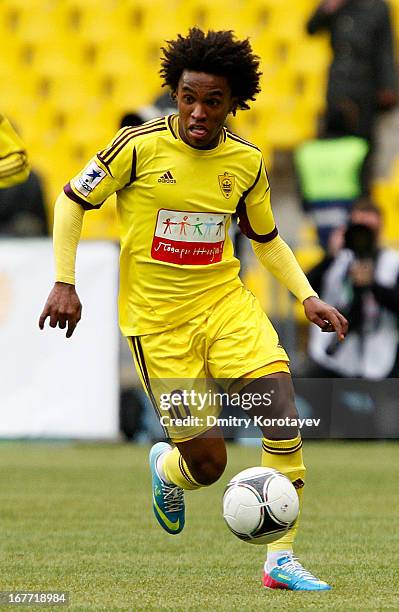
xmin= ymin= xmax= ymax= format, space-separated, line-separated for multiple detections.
xmin=39 ymin=127 xmax=134 ymax=337
xmin=39 ymin=193 xmax=84 ymax=337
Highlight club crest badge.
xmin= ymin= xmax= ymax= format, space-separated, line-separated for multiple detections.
xmin=218 ymin=172 xmax=235 ymax=199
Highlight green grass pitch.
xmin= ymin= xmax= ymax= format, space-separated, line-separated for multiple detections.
xmin=0 ymin=441 xmax=398 ymax=611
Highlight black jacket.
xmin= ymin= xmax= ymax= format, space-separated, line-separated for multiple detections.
xmin=307 ymin=0 xmax=397 ymax=112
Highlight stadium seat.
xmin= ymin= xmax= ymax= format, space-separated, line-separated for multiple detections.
xmin=243 ymin=258 xmax=273 ymax=314
xmin=372 ymin=178 xmax=399 ymax=242
xmin=3 ymin=1 xmax=56 ymax=45
xmin=267 ymin=8 xmax=306 ymax=46
xmin=1 ymin=0 xmax=397 ymax=218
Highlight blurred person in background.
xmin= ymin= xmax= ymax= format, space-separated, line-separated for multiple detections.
xmin=294 ymin=108 xmax=369 ymax=249
xmin=306 ymin=200 xmax=399 ymax=379
xmin=0 ymin=114 xmax=29 ymax=188
xmin=0 ymin=169 xmax=47 ymax=237
xmin=0 ymin=115 xmax=47 ymax=236
xmin=307 ymin=0 xmax=398 ymax=191
xmin=119 ymin=112 xmax=146 ymax=128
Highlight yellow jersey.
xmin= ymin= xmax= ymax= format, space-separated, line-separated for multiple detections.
xmin=64 ymin=115 xmax=277 ymax=336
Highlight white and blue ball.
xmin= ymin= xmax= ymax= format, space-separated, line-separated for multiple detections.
xmin=222 ymin=467 xmax=299 ymax=545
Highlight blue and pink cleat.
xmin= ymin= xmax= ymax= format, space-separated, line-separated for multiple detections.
xmin=263 ymin=555 xmax=332 ymax=591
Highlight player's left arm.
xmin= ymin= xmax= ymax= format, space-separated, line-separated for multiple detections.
xmin=237 ymin=157 xmax=348 ymax=341
xmin=253 ymin=237 xmax=347 ymax=340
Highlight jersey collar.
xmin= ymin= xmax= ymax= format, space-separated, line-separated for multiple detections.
xmin=167 ymin=114 xmax=227 ymax=156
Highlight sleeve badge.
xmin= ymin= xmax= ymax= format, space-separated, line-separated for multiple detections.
xmin=74 ymin=161 xmax=106 ymax=197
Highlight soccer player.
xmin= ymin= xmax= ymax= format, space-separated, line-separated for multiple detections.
xmin=0 ymin=115 xmax=30 ymax=188
xmin=39 ymin=29 xmax=348 ymax=591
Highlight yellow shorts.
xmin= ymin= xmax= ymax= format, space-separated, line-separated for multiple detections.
xmin=129 ymin=285 xmax=290 ymax=442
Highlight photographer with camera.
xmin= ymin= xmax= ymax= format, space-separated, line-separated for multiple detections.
xmin=306 ymin=200 xmax=399 ymax=379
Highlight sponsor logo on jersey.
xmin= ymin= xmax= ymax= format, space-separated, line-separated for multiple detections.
xmin=151 ymin=209 xmax=227 ymax=265
xmin=292 ymin=478 xmax=305 ymax=489
xmin=218 ymin=172 xmax=235 ymax=199
xmin=158 ymin=170 xmax=176 ymax=183
xmin=74 ymin=161 xmax=106 ymax=196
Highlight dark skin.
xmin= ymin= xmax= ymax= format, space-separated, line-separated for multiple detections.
xmin=39 ymin=281 xmax=82 ymax=338
xmin=176 ymin=71 xmax=237 ymax=149
xmin=39 ymin=70 xmax=348 ymax=483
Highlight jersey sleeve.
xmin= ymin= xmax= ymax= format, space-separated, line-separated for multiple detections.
xmin=64 ymin=128 xmax=137 ymax=210
xmin=236 ymin=156 xmax=277 ymax=242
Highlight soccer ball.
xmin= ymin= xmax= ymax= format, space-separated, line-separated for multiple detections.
xmin=222 ymin=467 xmax=299 ymax=545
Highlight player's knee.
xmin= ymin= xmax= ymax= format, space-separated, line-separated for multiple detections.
xmin=189 ymin=453 xmax=227 ymax=485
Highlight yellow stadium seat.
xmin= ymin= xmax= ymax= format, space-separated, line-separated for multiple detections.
xmin=190 ymin=1 xmax=244 ymax=32
xmin=295 ymin=245 xmax=324 ymax=273
xmin=294 ymin=0 xmax=317 ymax=16
xmin=267 ymin=8 xmax=306 ymax=46
xmin=2 ymin=0 xmax=44 ymax=8
xmin=372 ymin=178 xmax=399 ymax=241
xmin=276 ymin=115 xmax=316 ymax=148
xmin=298 ymin=220 xmax=319 ymax=245
xmin=390 ymin=155 xmax=399 ymax=180
xmin=230 ymin=108 xmax=273 ymax=163
xmin=387 ymin=0 xmax=399 ymax=40
xmin=244 ymin=259 xmax=295 ymax=319
xmin=95 ymin=70 xmax=154 ymax=111
xmin=243 ymin=258 xmax=273 ymax=314
xmin=0 ymin=0 xmax=342 ymax=224
xmin=121 ymin=0 xmax=181 ymax=41
xmin=3 ymin=1 xmax=58 ymax=44
xmin=261 ymin=83 xmax=317 ymax=148
xmin=290 ymin=37 xmax=331 ymax=73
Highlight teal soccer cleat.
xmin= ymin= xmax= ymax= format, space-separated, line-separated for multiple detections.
xmin=149 ymin=442 xmax=185 ymax=535
xmin=263 ymin=555 xmax=332 ymax=591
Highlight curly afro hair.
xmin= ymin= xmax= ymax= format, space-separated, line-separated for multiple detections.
xmin=160 ymin=28 xmax=262 ymax=112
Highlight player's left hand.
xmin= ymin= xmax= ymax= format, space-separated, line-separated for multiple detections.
xmin=303 ymin=296 xmax=348 ymax=342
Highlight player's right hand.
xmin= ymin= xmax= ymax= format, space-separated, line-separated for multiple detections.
xmin=39 ymin=282 xmax=82 ymax=338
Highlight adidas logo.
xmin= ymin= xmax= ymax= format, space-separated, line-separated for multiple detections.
xmin=158 ymin=170 xmax=176 ymax=184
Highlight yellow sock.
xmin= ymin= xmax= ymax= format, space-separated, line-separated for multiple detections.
xmin=163 ymin=447 xmax=203 ymax=490
xmin=261 ymin=435 xmax=306 ymax=552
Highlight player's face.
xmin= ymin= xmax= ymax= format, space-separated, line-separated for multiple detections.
xmin=176 ymin=71 xmax=235 ymax=149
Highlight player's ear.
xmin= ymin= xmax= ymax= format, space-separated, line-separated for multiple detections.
xmin=171 ymin=90 xmax=177 ymax=101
